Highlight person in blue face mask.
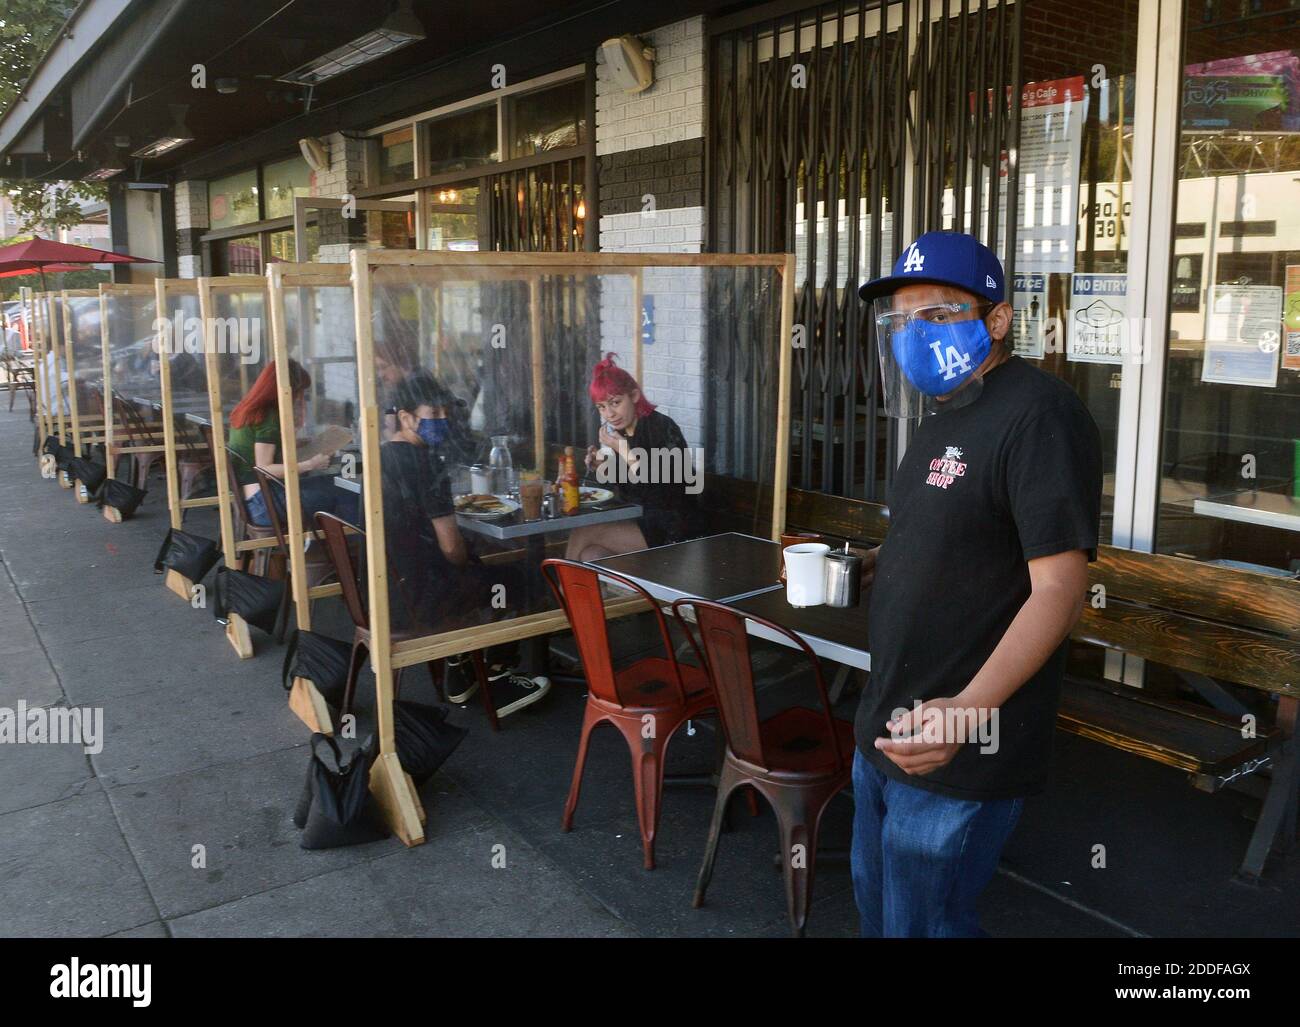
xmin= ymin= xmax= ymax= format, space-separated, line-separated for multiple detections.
xmin=849 ymin=231 xmax=1103 ymax=939
xmin=379 ymin=370 xmax=551 ymax=720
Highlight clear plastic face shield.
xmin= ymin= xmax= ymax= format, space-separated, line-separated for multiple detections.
xmin=871 ymin=294 xmax=995 ymax=418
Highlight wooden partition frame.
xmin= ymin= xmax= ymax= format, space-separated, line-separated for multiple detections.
xmin=20 ymin=287 xmax=50 ymax=447
xmin=266 ymin=262 xmax=353 ymax=635
xmin=60 ymin=289 xmax=109 ymax=502
xmin=98 ymin=283 xmax=166 ymax=486
xmin=197 ymin=275 xmax=275 ymax=657
xmin=349 ymin=248 xmax=795 ymax=845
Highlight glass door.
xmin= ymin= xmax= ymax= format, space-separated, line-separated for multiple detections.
xmin=1154 ymin=0 xmax=1300 ymax=573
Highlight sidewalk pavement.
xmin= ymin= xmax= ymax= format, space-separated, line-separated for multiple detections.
xmin=1 ymin=404 xmax=1295 ymax=938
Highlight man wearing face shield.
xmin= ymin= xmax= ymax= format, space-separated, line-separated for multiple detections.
xmin=851 ymin=231 xmax=1102 ymax=937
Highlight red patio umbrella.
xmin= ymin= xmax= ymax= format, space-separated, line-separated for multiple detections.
xmin=0 ymin=236 xmax=157 ymax=291
xmin=0 ymin=263 xmax=85 ymax=280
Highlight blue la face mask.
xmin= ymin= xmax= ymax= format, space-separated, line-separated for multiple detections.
xmin=416 ymin=417 xmax=449 ymax=447
xmin=891 ymin=316 xmax=991 ymax=397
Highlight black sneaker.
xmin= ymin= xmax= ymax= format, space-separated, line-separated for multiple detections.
xmin=445 ymin=656 xmax=509 ymax=704
xmin=491 ymin=674 xmax=552 ymax=718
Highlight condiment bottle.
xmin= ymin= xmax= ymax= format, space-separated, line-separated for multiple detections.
xmin=560 ymin=447 xmax=581 ymax=515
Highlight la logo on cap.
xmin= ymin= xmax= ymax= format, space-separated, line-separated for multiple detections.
xmin=903 ymin=243 xmax=925 ymax=273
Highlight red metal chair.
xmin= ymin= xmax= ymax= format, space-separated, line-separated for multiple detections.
xmin=671 ymin=598 xmax=854 ymax=937
xmin=542 ymin=558 xmax=717 ymax=870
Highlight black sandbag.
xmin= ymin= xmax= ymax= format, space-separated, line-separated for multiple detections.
xmin=281 ymin=629 xmax=354 ymax=710
xmin=153 ymin=528 xmax=220 ymax=583
xmin=213 ymin=567 xmax=285 ymax=635
xmin=100 ymin=477 xmax=147 ymax=519
xmin=67 ymin=455 xmax=107 ymax=493
xmin=43 ymin=435 xmax=73 ymax=470
xmin=394 ymin=700 xmax=467 ymax=787
xmin=299 ymin=733 xmax=389 ymax=850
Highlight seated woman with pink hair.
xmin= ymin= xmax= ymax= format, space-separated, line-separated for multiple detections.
xmin=565 ymin=353 xmax=702 ymax=562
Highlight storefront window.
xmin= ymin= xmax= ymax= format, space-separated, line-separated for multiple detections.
xmin=265 ymin=228 xmax=296 ymax=263
xmin=426 ymin=106 xmax=498 ymax=174
xmin=427 ymin=184 xmax=480 ymax=250
xmin=218 ymin=234 xmax=262 ymax=275
xmin=1155 ymin=2 xmax=1300 ymax=572
xmin=263 ymin=155 xmax=314 ymax=219
xmin=378 ymin=126 xmax=415 ymax=184
xmin=509 ymin=79 xmax=585 ymax=158
xmin=1004 ymin=0 xmax=1142 ymax=545
xmin=208 ymin=169 xmax=259 ymax=230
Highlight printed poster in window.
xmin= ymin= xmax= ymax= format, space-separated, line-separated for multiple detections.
xmin=1011 ymin=77 xmax=1086 ymax=275
xmin=1067 ymin=274 xmax=1128 ymax=364
xmin=1284 ymin=266 xmax=1300 ymax=372
xmin=1011 ymin=273 xmax=1047 ymax=358
xmin=1201 ymin=284 xmax=1283 ymax=388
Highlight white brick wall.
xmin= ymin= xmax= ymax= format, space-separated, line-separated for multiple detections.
xmin=178 ymin=254 xmax=202 ymax=279
xmin=174 ymin=180 xmax=208 ymax=232
xmin=595 ymin=17 xmax=705 ymax=156
xmin=312 ymin=132 xmax=368 ymax=198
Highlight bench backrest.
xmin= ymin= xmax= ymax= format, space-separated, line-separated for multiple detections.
xmin=765 ymin=485 xmax=1299 ymax=700
xmin=1078 ymin=546 xmax=1300 ymax=700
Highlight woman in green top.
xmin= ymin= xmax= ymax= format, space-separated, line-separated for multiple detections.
xmin=229 ymin=359 xmax=358 ymax=528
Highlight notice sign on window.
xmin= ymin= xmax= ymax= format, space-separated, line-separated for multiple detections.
xmin=1015 ymin=77 xmax=1086 ymax=275
xmin=1202 ymin=284 xmax=1283 ymax=388
xmin=1067 ymin=274 xmax=1128 ymax=364
xmin=1284 ymin=266 xmax=1300 ymax=372
xmin=1011 ymin=273 xmax=1047 ymax=358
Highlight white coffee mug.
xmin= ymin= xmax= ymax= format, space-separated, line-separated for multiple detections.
xmin=784 ymin=542 xmax=830 ymax=607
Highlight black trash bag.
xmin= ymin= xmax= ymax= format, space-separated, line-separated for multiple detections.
xmin=299 ymin=733 xmax=389 ymax=850
xmin=43 ymin=435 xmax=73 ymax=470
xmin=153 ymin=528 xmax=220 ymax=583
xmin=99 ymin=477 xmax=147 ymax=519
xmin=281 ymin=629 xmax=354 ymax=710
xmin=292 ymin=773 xmax=313 ymax=830
xmin=67 ymin=455 xmax=107 ymax=494
xmin=394 ymin=699 xmax=467 ymax=787
xmin=213 ymin=567 xmax=285 ymax=636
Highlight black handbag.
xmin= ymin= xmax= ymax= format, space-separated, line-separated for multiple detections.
xmin=281 ymin=629 xmax=354 ymax=710
xmin=67 ymin=455 xmax=107 ymax=494
xmin=298 ymin=733 xmax=390 ymax=850
xmin=213 ymin=567 xmax=285 ymax=636
xmin=153 ymin=528 xmax=221 ymax=583
xmin=99 ymin=477 xmax=147 ymax=519
xmin=393 ymin=699 xmax=467 ymax=786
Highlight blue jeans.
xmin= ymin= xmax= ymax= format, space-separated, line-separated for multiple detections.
xmin=850 ymin=748 xmax=1023 ymax=938
xmin=246 ymin=475 xmax=359 ymax=529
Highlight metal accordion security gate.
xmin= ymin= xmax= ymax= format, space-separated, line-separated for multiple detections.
xmin=709 ymin=0 xmax=1025 ymax=501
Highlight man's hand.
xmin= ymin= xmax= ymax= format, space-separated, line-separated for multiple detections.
xmin=854 ymin=545 xmax=880 ymax=590
xmin=873 ymin=697 xmax=967 ymax=776
xmin=301 ymin=452 xmax=331 ymax=473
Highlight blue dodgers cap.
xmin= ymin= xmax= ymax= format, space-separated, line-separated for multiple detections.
xmin=858 ymin=230 xmax=1006 ymax=305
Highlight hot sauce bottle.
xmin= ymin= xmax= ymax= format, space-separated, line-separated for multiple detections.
xmin=560 ymin=446 xmax=581 ymax=515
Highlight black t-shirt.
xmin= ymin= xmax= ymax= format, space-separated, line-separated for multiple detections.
xmin=380 ymin=439 xmax=454 ymax=619
xmin=609 ymin=408 xmax=702 ymax=545
xmin=855 ymin=356 xmax=1102 ymax=801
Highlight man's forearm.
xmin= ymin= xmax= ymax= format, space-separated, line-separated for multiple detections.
xmin=956 ymin=581 xmax=1083 ymax=716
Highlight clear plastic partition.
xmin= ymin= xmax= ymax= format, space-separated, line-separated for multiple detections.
xmin=154 ymin=280 xmax=207 ymax=531
xmin=266 ymin=263 xmax=360 ymax=630
xmin=61 ymin=291 xmax=104 ymax=457
xmin=349 ymin=251 xmax=792 ymax=844
xmin=358 ymin=253 xmax=791 ymax=643
xmin=100 ymin=285 xmax=162 ymax=482
xmin=41 ymin=292 xmax=68 ymax=435
xmin=198 ymin=278 xmax=270 ymax=566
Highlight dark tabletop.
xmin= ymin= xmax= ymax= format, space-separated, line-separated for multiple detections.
xmin=730 ymin=586 xmax=870 ymax=663
xmin=593 ymin=532 xmax=784 ymax=602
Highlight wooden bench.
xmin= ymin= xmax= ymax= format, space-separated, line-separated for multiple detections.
xmin=775 ymin=486 xmax=1299 ymax=882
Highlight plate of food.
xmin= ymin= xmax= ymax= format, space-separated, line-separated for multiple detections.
xmin=454 ymin=493 xmax=520 ymax=518
xmin=579 ymin=486 xmax=615 ymax=506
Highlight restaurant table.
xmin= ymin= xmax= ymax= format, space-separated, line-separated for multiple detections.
xmin=594 ymin=532 xmax=870 ymax=673
xmin=334 ymin=472 xmax=643 ymax=675
xmin=1192 ymin=491 xmax=1300 ymax=534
